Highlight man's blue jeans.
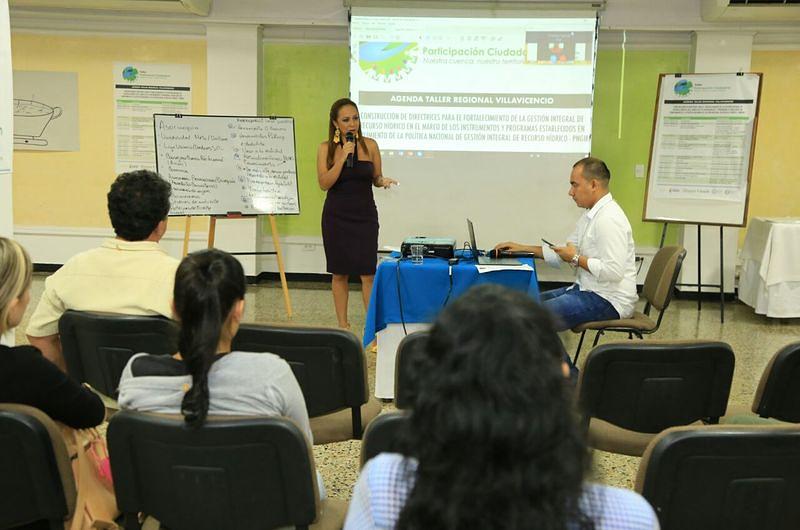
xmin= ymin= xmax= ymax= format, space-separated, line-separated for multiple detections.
xmin=541 ymin=285 xmax=620 ymax=332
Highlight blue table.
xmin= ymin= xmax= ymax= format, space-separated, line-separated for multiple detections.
xmin=364 ymin=251 xmax=539 ymax=398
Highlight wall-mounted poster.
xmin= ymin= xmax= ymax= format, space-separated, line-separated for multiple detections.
xmin=13 ymin=70 xmax=80 ymax=151
xmin=113 ymin=62 xmax=191 ymax=175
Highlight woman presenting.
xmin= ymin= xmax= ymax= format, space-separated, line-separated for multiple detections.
xmin=317 ymin=98 xmax=397 ymax=330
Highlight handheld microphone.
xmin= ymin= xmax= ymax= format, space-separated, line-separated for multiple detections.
xmin=345 ymin=132 xmax=355 ymax=168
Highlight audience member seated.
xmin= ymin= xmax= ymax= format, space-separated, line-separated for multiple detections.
xmin=26 ymin=170 xmax=180 ymax=371
xmin=344 ymin=284 xmax=658 ymax=530
xmin=0 ymin=237 xmax=105 ymax=428
xmin=117 ymin=248 xmax=325 ymax=498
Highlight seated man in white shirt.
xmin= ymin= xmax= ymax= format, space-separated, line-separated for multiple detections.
xmin=495 ymin=157 xmax=638 ymax=331
xmin=26 ymin=170 xmax=180 ymax=371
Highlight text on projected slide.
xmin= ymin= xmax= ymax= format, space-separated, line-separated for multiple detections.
xmin=155 ymin=115 xmax=299 ymax=216
xmin=350 ymin=16 xmax=596 ymax=154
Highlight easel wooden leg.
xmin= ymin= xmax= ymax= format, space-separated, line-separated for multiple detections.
xmin=208 ymin=217 xmax=217 ymax=248
xmin=719 ymin=225 xmax=725 ymax=323
xmin=182 ymin=216 xmax=192 ymax=257
xmin=269 ymin=215 xmax=293 ymax=318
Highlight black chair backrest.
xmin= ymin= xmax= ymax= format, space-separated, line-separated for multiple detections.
xmin=360 ymin=412 xmax=410 ymax=467
xmin=232 ymin=323 xmax=368 ymax=418
xmin=107 ymin=410 xmax=319 ymax=530
xmin=578 ymin=341 xmax=735 ymax=433
xmin=638 ymin=425 xmax=800 ymax=530
xmin=753 ymin=341 xmax=800 ymax=422
xmin=59 ymin=310 xmax=179 ymax=397
xmin=0 ymin=404 xmax=73 ymax=530
xmin=395 ymin=331 xmax=429 ymax=409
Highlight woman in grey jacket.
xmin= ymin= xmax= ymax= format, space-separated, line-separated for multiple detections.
xmin=118 ymin=248 xmax=323 ymax=496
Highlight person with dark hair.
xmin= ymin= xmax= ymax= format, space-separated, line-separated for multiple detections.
xmin=494 ymin=157 xmax=638 ymax=330
xmin=345 ymin=284 xmax=657 ymax=530
xmin=316 ymin=98 xmax=397 ymax=331
xmin=117 ymin=249 xmax=323 ymax=495
xmin=26 ymin=170 xmax=179 ymax=371
xmin=107 ymin=169 xmax=172 ymax=241
xmin=0 ymin=237 xmax=105 ymax=429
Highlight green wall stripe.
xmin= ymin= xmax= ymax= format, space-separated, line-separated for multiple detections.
xmin=262 ymin=43 xmax=350 ymax=236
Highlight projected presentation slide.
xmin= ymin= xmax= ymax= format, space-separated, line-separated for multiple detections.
xmin=350 ymin=16 xmax=597 ymax=154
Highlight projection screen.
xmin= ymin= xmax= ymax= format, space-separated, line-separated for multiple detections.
xmin=349 ymin=7 xmax=599 ymax=258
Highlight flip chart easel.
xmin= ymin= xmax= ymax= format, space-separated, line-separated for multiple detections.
xmin=181 ymin=213 xmax=293 ymax=318
xmin=153 ymin=113 xmax=302 ymax=320
xmin=643 ymin=72 xmax=762 ymax=323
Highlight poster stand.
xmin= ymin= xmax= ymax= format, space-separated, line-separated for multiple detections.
xmin=644 ymin=72 xmax=763 ymax=324
xmin=659 ymin=222 xmax=726 ymax=323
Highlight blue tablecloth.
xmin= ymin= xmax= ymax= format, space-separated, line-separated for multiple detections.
xmin=363 ymin=251 xmax=539 ymax=346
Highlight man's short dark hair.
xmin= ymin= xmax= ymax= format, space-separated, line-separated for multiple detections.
xmin=107 ymin=170 xmax=171 ymax=241
xmin=573 ymin=157 xmax=611 ymax=186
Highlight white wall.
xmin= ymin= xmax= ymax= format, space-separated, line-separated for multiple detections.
xmin=205 ymin=23 xmax=263 ymax=275
xmin=0 ymin=176 xmax=10 ymax=238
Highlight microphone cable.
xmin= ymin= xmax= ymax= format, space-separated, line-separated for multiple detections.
xmin=395 ymin=257 xmax=408 ymax=336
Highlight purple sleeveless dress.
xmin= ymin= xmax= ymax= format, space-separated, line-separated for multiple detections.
xmin=321 ymin=144 xmax=379 ymax=275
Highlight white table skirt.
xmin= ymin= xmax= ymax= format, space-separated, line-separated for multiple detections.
xmin=374 ymin=323 xmax=430 ymax=400
xmin=739 ymin=259 xmax=800 ymax=318
xmin=739 ymin=218 xmax=800 ymax=318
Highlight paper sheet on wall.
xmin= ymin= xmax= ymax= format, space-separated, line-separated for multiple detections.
xmin=113 ymin=62 xmax=191 ymax=175
xmin=13 ymin=71 xmax=79 ymax=151
xmin=0 ymin=0 xmax=12 ymax=175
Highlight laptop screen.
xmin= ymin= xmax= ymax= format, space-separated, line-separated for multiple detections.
xmin=467 ymin=218 xmax=479 ymax=257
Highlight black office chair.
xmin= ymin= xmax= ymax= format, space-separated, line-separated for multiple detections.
xmin=636 ymin=424 xmax=800 ymax=530
xmin=107 ymin=410 xmax=347 ymax=530
xmin=360 ymin=412 xmax=410 ymax=467
xmin=394 ymin=331 xmax=429 ymax=409
xmin=723 ymin=341 xmax=800 ymax=425
xmin=59 ymin=310 xmax=179 ymax=399
xmin=750 ymin=341 xmax=800 ymax=422
xmin=578 ymin=340 xmax=735 ymax=456
xmin=0 ymin=404 xmax=75 ymax=530
xmin=232 ymin=323 xmax=381 ymax=444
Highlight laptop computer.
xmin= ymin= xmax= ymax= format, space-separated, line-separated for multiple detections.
xmin=467 ymin=218 xmax=523 ymax=266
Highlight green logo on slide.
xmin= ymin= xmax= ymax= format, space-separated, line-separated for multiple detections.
xmin=359 ymin=42 xmax=418 ymax=82
xmin=674 ymin=79 xmax=693 ymax=96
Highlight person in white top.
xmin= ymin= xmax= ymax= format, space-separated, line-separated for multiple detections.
xmin=495 ymin=157 xmax=638 ymax=330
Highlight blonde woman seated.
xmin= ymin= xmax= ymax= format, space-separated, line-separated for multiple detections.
xmin=345 ymin=284 xmax=658 ymax=530
xmin=0 ymin=237 xmax=105 ymax=428
xmin=118 ymin=248 xmax=324 ymax=497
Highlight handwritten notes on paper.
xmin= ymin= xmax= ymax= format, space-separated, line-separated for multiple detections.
xmin=154 ymin=114 xmax=300 ymax=216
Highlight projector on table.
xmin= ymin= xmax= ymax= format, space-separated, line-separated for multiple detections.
xmin=401 ymin=237 xmax=456 ymax=259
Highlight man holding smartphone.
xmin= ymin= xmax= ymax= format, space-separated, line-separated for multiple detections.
xmin=494 ymin=157 xmax=638 ymax=331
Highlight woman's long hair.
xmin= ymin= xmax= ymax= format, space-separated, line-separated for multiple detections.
xmin=326 ymin=97 xmax=369 ymax=169
xmin=0 ymin=237 xmax=33 ymax=335
xmin=174 ymin=249 xmax=245 ymax=427
xmin=397 ymin=284 xmax=593 ymax=530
